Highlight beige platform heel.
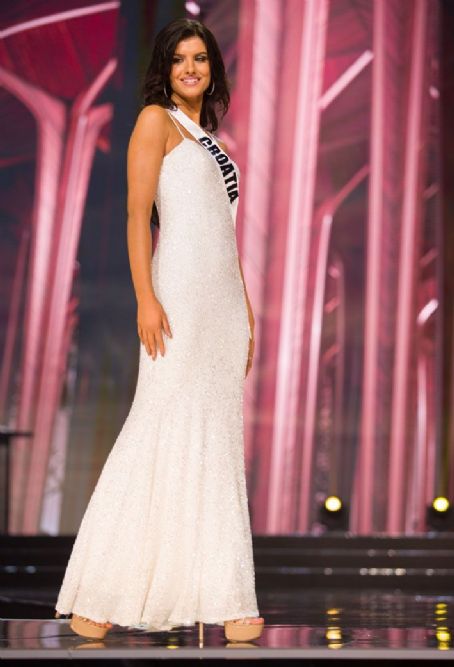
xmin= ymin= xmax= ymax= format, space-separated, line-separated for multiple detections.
xmin=224 ymin=616 xmax=265 ymax=642
xmin=55 ymin=611 xmax=112 ymax=639
xmin=197 ymin=616 xmax=264 ymax=646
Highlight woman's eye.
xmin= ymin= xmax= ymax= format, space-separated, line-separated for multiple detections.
xmin=172 ymin=55 xmax=208 ymax=63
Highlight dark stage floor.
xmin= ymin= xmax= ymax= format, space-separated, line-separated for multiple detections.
xmin=1 ymin=535 xmax=454 ymax=661
xmin=1 ymin=589 xmax=454 ymax=660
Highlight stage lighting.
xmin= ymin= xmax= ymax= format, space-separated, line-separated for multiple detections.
xmin=433 ymin=497 xmax=450 ymax=512
xmin=426 ymin=496 xmax=454 ymax=531
xmin=436 ymin=626 xmax=451 ymax=649
xmin=319 ymin=496 xmax=349 ymax=530
xmin=325 ymin=626 xmax=343 ymax=648
xmin=325 ymin=495 xmax=342 ymax=512
xmin=185 ymin=1 xmax=201 ymax=15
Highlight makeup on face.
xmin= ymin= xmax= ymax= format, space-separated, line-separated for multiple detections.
xmin=170 ymin=38 xmax=210 ymax=92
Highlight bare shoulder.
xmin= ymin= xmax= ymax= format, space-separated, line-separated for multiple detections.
xmin=137 ymin=104 xmax=168 ymax=122
xmin=132 ymin=104 xmax=170 ymax=142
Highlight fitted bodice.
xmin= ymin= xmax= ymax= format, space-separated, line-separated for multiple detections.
xmin=156 ymin=137 xmax=239 ymax=227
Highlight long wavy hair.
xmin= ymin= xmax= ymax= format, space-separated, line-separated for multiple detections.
xmin=140 ymin=18 xmax=231 ymax=229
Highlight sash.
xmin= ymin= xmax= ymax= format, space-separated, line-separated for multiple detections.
xmin=168 ymin=107 xmax=240 ymax=228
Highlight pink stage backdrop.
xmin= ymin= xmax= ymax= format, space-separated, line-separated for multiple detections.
xmin=0 ymin=0 xmax=445 ymax=535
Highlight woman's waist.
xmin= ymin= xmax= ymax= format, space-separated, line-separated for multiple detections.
xmin=151 ymin=255 xmax=244 ymax=294
xmin=153 ymin=238 xmax=238 ymax=268
xmin=155 ymin=216 xmax=235 ymax=238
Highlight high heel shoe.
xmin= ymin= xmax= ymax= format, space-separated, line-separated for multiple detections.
xmin=70 ymin=614 xmax=112 ymax=639
xmin=197 ymin=617 xmax=264 ymax=645
xmin=224 ymin=616 xmax=264 ymax=642
xmin=55 ymin=611 xmax=112 ymax=640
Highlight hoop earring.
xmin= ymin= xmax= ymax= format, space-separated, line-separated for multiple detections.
xmin=163 ymin=82 xmax=169 ymax=98
xmin=206 ymin=80 xmax=215 ymax=95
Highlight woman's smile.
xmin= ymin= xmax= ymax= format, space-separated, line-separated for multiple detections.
xmin=181 ymin=76 xmax=201 ymax=86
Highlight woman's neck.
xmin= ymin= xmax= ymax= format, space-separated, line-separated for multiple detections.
xmin=170 ymin=95 xmax=203 ymax=125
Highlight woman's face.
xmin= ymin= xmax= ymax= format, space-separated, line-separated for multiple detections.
xmin=169 ymin=36 xmax=211 ymax=103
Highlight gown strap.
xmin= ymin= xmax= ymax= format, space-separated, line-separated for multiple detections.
xmin=166 ymin=110 xmax=186 ymax=139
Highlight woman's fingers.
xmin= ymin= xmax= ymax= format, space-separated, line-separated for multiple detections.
xmin=145 ymin=329 xmax=156 ymax=358
xmin=137 ymin=297 xmax=173 ymax=359
xmin=162 ymin=312 xmax=172 ymax=338
xmin=140 ymin=326 xmax=167 ymax=359
xmin=155 ymin=328 xmax=166 ymax=357
xmin=138 ymin=326 xmax=149 ymax=354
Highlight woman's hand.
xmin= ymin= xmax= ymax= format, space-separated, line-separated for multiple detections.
xmin=245 ymin=335 xmax=255 ymax=377
xmin=137 ymin=295 xmax=172 ymax=359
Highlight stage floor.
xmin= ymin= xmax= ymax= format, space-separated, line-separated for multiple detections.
xmin=1 ymin=589 xmax=453 ymax=660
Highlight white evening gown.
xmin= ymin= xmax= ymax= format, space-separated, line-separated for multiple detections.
xmin=55 ymin=110 xmax=259 ymax=631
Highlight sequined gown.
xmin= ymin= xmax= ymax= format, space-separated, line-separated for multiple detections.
xmin=54 ymin=110 xmax=259 ymax=631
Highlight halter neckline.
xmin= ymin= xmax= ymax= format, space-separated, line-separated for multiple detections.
xmin=169 ymin=104 xmax=214 ymax=139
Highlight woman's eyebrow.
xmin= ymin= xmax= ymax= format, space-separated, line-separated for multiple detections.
xmin=173 ymin=51 xmax=208 ymax=56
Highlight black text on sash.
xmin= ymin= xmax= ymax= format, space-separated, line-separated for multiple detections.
xmin=198 ymin=136 xmax=239 ymax=204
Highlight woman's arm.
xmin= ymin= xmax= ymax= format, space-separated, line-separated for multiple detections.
xmin=127 ymin=105 xmax=166 ymax=300
xmin=237 ymin=254 xmax=255 ymax=339
xmin=127 ymin=105 xmax=172 ymax=358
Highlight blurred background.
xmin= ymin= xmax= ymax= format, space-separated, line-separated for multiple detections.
xmin=0 ymin=0 xmax=452 ymax=538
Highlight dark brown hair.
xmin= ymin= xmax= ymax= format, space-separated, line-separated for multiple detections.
xmin=141 ymin=18 xmax=230 ymax=131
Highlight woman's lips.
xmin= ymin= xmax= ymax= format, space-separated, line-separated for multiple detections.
xmin=181 ymin=77 xmax=200 ymax=86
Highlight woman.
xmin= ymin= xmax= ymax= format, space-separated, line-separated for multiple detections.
xmin=54 ymin=17 xmax=264 ymax=643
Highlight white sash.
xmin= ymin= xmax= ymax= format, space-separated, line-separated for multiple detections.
xmin=168 ymin=107 xmax=240 ymax=229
